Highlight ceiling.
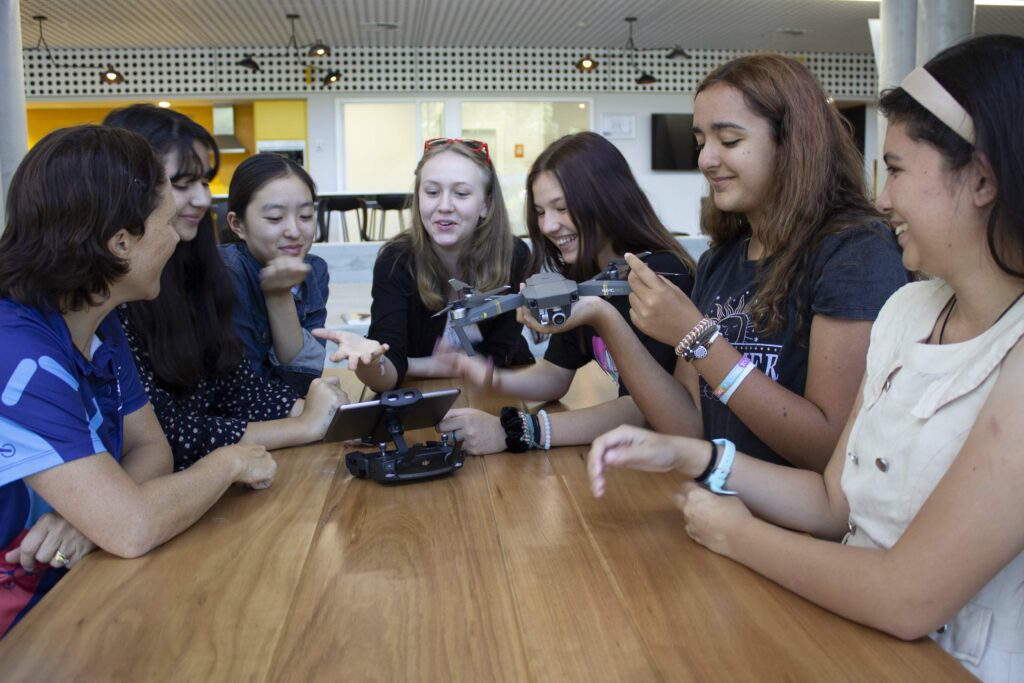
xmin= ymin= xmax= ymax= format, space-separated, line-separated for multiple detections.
xmin=20 ymin=0 xmax=1024 ymax=55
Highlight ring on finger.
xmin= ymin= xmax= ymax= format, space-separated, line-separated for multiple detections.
xmin=52 ymin=549 xmax=70 ymax=566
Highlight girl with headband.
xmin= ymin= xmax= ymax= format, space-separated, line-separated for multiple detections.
xmin=589 ymin=35 xmax=1024 ymax=680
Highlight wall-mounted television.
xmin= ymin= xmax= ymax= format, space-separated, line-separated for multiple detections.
xmin=651 ymin=113 xmax=699 ymax=171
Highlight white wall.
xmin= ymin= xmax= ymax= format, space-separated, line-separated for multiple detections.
xmin=591 ymin=92 xmax=706 ymax=234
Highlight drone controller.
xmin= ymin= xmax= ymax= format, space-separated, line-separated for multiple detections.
xmin=345 ymin=432 xmax=465 ymax=483
xmin=326 ymin=388 xmax=466 ymax=484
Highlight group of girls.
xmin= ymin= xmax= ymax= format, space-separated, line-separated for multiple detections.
xmin=0 ymin=32 xmax=1021 ymax=681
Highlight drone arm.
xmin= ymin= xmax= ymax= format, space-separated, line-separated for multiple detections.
xmin=462 ymin=292 xmax=526 ymax=324
xmin=577 ymin=280 xmax=632 ymax=297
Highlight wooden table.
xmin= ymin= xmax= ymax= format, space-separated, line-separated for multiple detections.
xmin=0 ymin=365 xmax=972 ymax=681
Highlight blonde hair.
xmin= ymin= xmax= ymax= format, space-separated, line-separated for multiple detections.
xmin=385 ymin=142 xmax=516 ymax=311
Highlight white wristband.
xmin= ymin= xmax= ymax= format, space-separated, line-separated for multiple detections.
xmin=538 ymin=409 xmax=551 ymax=451
xmin=707 ymin=438 xmax=738 ymax=496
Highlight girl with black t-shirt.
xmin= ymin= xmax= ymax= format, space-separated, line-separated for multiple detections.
xmin=314 ymin=139 xmax=534 ymax=391
xmin=566 ymin=55 xmax=908 ymax=470
xmin=435 ymin=132 xmax=697 ymax=455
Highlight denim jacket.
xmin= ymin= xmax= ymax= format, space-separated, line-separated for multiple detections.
xmin=220 ymin=242 xmax=329 ymax=395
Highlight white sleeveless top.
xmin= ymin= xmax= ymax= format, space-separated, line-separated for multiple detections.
xmin=841 ymin=280 xmax=1024 ymax=681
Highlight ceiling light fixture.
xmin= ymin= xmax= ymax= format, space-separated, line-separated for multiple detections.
xmin=283 ymin=13 xmax=342 ymax=87
xmin=237 ymin=54 xmax=261 ymax=72
xmin=666 ymin=46 xmax=691 ymax=60
xmin=31 ymin=15 xmax=59 ymax=69
xmin=575 ymin=55 xmax=598 ymax=73
xmin=101 ymin=64 xmax=125 ymax=85
xmin=624 ymin=17 xmax=658 ymax=86
xmin=308 ymin=40 xmax=331 ymax=58
xmin=321 ymin=69 xmax=342 ymax=87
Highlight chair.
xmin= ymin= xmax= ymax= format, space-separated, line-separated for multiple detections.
xmin=316 ymin=195 xmax=366 ymax=242
xmin=365 ymin=193 xmax=411 ymax=241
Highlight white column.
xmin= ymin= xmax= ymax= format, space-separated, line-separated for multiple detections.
xmin=916 ymin=0 xmax=975 ymax=66
xmin=0 ymin=0 xmax=29 ymax=233
xmin=873 ymin=0 xmax=916 ymax=198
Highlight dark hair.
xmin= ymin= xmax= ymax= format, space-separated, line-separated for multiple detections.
xmin=104 ymin=104 xmax=220 ymax=184
xmin=227 ymin=153 xmax=317 ymax=227
xmin=393 ymin=141 xmax=516 ymax=311
xmin=105 ymin=105 xmax=241 ymax=395
xmin=879 ymin=34 xmax=1024 ymax=278
xmin=697 ymin=55 xmax=881 ymax=335
xmin=526 ymin=132 xmax=695 ymax=281
xmin=0 ymin=125 xmax=165 ymax=312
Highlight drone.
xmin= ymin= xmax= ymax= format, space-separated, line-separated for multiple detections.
xmin=438 ymin=252 xmax=650 ymax=355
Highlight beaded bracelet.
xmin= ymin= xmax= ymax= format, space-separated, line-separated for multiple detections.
xmin=538 ymin=409 xmax=551 ymax=451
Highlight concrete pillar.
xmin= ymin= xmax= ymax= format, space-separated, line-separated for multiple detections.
xmin=916 ymin=0 xmax=975 ymax=66
xmin=873 ymin=0 xmax=916 ymax=198
xmin=0 ymin=0 xmax=29 ymax=233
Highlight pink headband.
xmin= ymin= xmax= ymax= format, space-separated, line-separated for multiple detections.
xmin=900 ymin=66 xmax=976 ymax=145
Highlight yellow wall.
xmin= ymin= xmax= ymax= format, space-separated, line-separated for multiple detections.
xmin=253 ymin=100 xmax=307 ymax=140
xmin=26 ymin=104 xmax=257 ymax=195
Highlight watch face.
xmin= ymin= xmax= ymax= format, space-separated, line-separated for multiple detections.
xmin=693 ymin=346 xmax=708 ymax=360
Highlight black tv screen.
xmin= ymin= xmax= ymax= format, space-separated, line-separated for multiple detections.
xmin=651 ymin=113 xmax=699 ymax=171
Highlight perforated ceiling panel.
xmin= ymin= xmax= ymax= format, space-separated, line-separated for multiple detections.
xmin=23 ymin=45 xmax=877 ymax=99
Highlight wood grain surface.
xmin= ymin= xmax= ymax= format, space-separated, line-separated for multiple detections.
xmin=0 ymin=364 xmax=974 ymax=682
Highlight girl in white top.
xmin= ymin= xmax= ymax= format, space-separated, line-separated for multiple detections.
xmin=586 ymin=34 xmax=1024 ymax=681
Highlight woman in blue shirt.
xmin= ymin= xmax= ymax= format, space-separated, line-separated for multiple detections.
xmin=0 ymin=125 xmax=275 ymax=636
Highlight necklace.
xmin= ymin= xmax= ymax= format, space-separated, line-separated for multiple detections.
xmin=938 ymin=290 xmax=1024 ymax=344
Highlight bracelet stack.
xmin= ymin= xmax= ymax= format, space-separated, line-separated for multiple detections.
xmin=499 ymin=407 xmax=550 ymax=452
xmin=713 ymin=354 xmax=756 ymax=405
xmin=674 ymin=318 xmax=721 ymax=362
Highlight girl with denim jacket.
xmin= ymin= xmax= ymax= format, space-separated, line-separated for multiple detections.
xmin=223 ymin=154 xmax=331 ymax=396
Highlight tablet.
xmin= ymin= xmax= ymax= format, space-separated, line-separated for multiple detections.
xmin=323 ymin=387 xmax=461 ymax=444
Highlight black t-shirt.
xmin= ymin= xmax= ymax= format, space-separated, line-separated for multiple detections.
xmin=368 ymin=238 xmax=535 ymax=386
xmin=544 ymin=251 xmax=695 ymax=396
xmin=693 ymin=222 xmax=908 ymax=465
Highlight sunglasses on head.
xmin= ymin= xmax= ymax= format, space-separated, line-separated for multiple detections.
xmin=423 ymin=138 xmax=491 ymax=166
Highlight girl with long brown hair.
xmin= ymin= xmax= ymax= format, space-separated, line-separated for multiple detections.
xmin=589 ymin=35 xmax=1024 ymax=679
xmin=532 ymin=55 xmax=908 ymax=470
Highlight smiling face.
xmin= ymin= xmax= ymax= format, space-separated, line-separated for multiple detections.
xmin=417 ymin=150 xmax=489 ymax=253
xmin=532 ymin=171 xmax=585 ymax=264
xmin=128 ymin=180 xmax=181 ymax=300
xmin=163 ymin=141 xmax=213 ymax=242
xmin=876 ymin=121 xmax=978 ymax=275
xmin=693 ymin=83 xmax=779 ymax=229
xmin=229 ymin=173 xmax=316 ymax=264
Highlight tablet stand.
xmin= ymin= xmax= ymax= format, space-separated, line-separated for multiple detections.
xmin=345 ymin=389 xmax=466 ymax=483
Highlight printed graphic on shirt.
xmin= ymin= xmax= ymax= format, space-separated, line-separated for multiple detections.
xmin=702 ymin=292 xmax=781 ymax=400
xmin=591 ymin=337 xmax=620 ymax=385
xmin=1 ymin=355 xmax=107 ymax=483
